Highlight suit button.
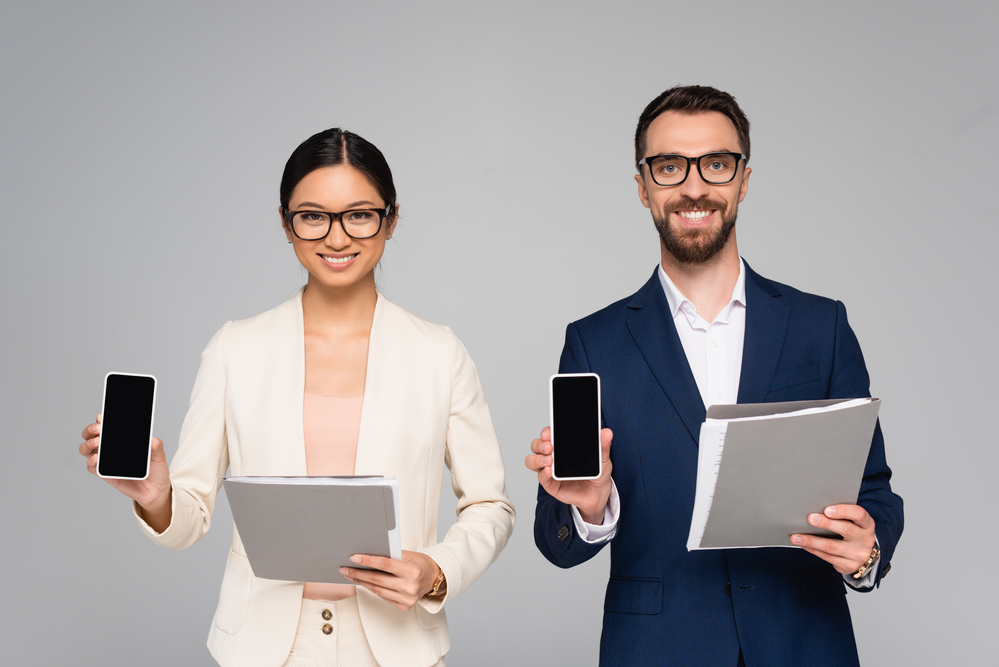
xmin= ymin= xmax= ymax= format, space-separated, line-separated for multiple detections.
xmin=881 ymin=562 xmax=891 ymax=578
xmin=726 ymin=582 xmax=732 ymax=596
xmin=558 ymin=525 xmax=570 ymax=542
xmin=322 ymin=623 xmax=333 ymax=635
xmin=322 ymin=609 xmax=332 ymax=621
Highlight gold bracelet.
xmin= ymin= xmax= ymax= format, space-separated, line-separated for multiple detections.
xmin=427 ymin=571 xmax=447 ymax=599
xmin=852 ymin=546 xmax=880 ymax=579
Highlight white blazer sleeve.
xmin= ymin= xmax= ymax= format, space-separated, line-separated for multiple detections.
xmin=133 ymin=321 xmax=232 ymax=550
xmin=418 ymin=330 xmax=516 ymax=612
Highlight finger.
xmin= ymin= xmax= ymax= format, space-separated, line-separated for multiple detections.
xmin=600 ymin=428 xmax=613 ymax=455
xmin=806 ymin=513 xmax=860 ymax=541
xmin=792 ymin=533 xmax=869 ymax=567
xmin=530 ymin=437 xmax=552 ymax=456
xmin=80 ymin=437 xmax=98 ymax=457
xmin=87 ymin=452 xmax=98 ymax=476
xmin=540 ymin=426 xmax=550 ymax=441
xmin=351 ymin=578 xmax=411 ymax=611
xmin=81 ymin=422 xmax=101 ymax=441
xmin=96 ymin=413 xmax=102 ymax=423
xmin=800 ymin=546 xmax=859 ymax=575
xmin=824 ymin=504 xmax=874 ymax=531
xmin=525 ymin=453 xmax=552 ymax=473
xmin=349 ymin=554 xmax=401 ymax=575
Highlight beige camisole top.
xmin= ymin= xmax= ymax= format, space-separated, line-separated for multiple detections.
xmin=302 ymin=392 xmax=363 ymax=601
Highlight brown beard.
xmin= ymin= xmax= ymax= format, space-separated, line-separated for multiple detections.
xmin=652 ymin=196 xmax=737 ymax=265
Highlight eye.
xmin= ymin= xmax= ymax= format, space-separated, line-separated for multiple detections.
xmin=346 ymin=210 xmax=375 ymax=221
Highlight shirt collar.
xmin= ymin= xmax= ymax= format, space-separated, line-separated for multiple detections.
xmin=657 ymin=258 xmax=747 ymax=324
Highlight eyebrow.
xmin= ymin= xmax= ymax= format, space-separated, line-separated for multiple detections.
xmin=653 ymin=148 xmax=739 ymax=157
xmin=293 ymin=200 xmax=380 ymax=210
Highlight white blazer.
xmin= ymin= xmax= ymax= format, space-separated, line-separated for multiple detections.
xmin=134 ymin=290 xmax=515 ymax=667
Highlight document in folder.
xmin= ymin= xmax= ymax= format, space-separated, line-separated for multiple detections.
xmin=686 ymin=398 xmax=880 ymax=551
xmin=222 ymin=476 xmax=402 ymax=585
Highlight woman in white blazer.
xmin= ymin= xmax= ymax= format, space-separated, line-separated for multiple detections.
xmin=80 ymin=129 xmax=515 ymax=667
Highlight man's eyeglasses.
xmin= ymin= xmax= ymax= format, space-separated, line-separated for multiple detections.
xmin=283 ymin=205 xmax=392 ymax=241
xmin=638 ymin=152 xmax=747 ymax=187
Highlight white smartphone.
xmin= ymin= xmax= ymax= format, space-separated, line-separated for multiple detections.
xmin=549 ymin=373 xmax=602 ymax=481
xmin=97 ymin=372 xmax=157 ymax=480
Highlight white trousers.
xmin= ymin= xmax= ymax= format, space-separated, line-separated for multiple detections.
xmin=282 ymin=597 xmax=445 ymax=667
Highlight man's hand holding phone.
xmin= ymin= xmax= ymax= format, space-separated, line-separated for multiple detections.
xmin=526 ymin=426 xmax=614 ymax=525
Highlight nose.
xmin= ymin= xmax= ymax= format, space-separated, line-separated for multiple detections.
xmin=678 ymin=163 xmax=711 ymax=201
xmin=324 ymin=217 xmax=352 ymax=250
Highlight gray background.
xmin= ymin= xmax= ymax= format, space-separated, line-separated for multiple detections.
xmin=2 ymin=1 xmax=996 ymax=665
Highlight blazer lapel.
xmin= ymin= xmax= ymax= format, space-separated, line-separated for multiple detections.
xmin=737 ymin=262 xmax=789 ymax=405
xmin=626 ymin=271 xmax=706 ymax=445
xmin=352 ymin=293 xmax=385 ymax=477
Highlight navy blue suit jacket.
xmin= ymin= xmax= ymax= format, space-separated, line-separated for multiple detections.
xmin=535 ymin=263 xmax=903 ymax=667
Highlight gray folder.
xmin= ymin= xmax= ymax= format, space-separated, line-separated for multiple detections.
xmin=687 ymin=398 xmax=881 ymax=550
xmin=223 ymin=476 xmax=401 ymax=584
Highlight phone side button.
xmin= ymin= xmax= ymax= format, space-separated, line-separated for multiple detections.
xmin=558 ymin=525 xmax=570 ymax=542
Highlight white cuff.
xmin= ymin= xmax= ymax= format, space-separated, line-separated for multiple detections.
xmin=843 ymin=535 xmax=880 ymax=589
xmin=570 ymin=480 xmax=620 ymax=544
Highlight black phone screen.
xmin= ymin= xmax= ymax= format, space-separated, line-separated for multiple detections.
xmin=551 ymin=374 xmax=601 ymax=478
xmin=98 ymin=373 xmax=156 ymax=479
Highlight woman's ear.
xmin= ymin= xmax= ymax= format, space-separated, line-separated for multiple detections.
xmin=280 ymin=207 xmax=294 ymax=243
xmin=385 ymin=203 xmax=400 ymax=239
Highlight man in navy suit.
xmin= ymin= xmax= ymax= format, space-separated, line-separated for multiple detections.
xmin=526 ymin=85 xmax=903 ymax=666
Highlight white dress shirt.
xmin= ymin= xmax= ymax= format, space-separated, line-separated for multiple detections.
xmin=570 ymin=259 xmax=877 ymax=588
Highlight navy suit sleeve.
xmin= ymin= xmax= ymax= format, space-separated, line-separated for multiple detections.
xmin=830 ymin=301 xmax=904 ymax=589
xmin=533 ymin=322 xmax=610 ymax=568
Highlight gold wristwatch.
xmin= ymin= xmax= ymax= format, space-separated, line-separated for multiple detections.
xmin=427 ymin=570 xmax=447 ymax=599
xmin=852 ymin=546 xmax=881 ymax=579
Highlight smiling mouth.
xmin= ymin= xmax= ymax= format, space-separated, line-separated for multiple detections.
xmin=320 ymin=253 xmax=357 ymax=265
xmin=676 ymin=210 xmax=714 ymax=221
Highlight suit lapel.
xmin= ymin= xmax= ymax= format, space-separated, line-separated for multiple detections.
xmin=626 ymin=272 xmax=706 ymax=445
xmin=737 ymin=263 xmax=789 ymax=404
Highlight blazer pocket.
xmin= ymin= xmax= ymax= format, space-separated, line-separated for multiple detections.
xmin=604 ymin=577 xmax=662 ymax=615
xmin=769 ymin=362 xmax=820 ymax=392
xmin=797 ymin=564 xmax=846 ymax=607
xmin=214 ymin=549 xmax=252 ymax=635
xmin=416 ymin=604 xmax=447 ymax=630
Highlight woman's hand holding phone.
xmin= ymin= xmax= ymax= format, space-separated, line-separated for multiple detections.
xmin=79 ymin=414 xmax=174 ymax=532
xmin=526 ymin=426 xmax=614 ymax=524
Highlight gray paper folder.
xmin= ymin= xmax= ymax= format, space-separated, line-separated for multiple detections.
xmin=686 ymin=398 xmax=880 ymax=550
xmin=223 ymin=476 xmax=402 ymax=584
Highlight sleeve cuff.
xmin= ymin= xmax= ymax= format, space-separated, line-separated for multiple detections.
xmin=843 ymin=535 xmax=880 ymax=589
xmin=570 ymin=480 xmax=620 ymax=544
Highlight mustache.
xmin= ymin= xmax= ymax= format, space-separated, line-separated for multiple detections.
xmin=661 ymin=197 xmax=728 ymax=217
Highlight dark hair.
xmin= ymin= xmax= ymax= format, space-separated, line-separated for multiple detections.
xmin=279 ymin=128 xmax=397 ymax=214
xmin=634 ymin=85 xmax=751 ymax=171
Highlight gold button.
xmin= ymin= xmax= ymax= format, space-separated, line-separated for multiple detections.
xmin=322 ymin=623 xmax=333 ymax=635
xmin=321 ymin=609 xmax=332 ymax=621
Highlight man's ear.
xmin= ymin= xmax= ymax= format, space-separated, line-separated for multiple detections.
xmin=738 ymin=166 xmax=751 ymax=203
xmin=635 ymin=172 xmax=651 ymax=209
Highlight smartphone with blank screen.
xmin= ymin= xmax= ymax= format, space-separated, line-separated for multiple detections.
xmin=549 ymin=373 xmax=602 ymax=481
xmin=97 ymin=372 xmax=157 ymax=480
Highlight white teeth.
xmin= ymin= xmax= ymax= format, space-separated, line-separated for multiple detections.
xmin=321 ymin=254 xmax=356 ymax=264
xmin=678 ymin=210 xmax=712 ymax=220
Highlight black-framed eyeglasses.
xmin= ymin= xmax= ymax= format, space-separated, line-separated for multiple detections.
xmin=638 ymin=152 xmax=747 ymax=187
xmin=283 ymin=204 xmax=392 ymax=241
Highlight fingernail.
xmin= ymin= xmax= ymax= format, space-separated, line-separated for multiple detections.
xmin=809 ymin=514 xmax=821 ymax=525
xmin=791 ymin=535 xmax=803 ymax=545
xmin=339 ymin=567 xmax=348 ymax=575
xmin=350 ymin=556 xmax=361 ymax=563
xmin=825 ymin=506 xmax=837 ymax=516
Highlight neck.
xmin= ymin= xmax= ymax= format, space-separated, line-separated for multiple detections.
xmin=660 ymin=233 xmax=741 ymax=322
xmin=301 ymin=273 xmax=378 ymax=335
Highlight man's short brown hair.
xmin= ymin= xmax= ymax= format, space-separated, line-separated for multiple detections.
xmin=634 ymin=85 xmax=751 ymax=171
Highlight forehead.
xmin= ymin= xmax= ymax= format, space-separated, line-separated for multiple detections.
xmin=645 ymin=111 xmax=741 ymax=156
xmin=289 ymin=165 xmax=382 ymax=206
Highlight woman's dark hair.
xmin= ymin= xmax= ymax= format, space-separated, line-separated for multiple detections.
xmin=279 ymin=128 xmax=397 ymax=214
